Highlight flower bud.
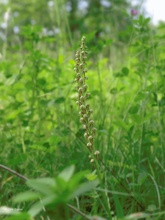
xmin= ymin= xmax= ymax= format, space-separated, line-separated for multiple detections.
xmin=89 ymin=120 xmax=94 ymax=126
xmin=83 ymin=124 xmax=87 ymax=129
xmin=88 ymin=135 xmax=93 ymax=142
xmin=75 ymin=50 xmax=80 ymax=56
xmin=83 ymin=84 xmax=88 ymax=92
xmin=92 ymin=127 xmax=97 ymax=135
xmin=87 ymin=142 xmax=92 ymax=148
xmin=94 ymin=150 xmax=100 ymax=155
xmin=80 ymin=105 xmax=85 ymax=110
xmin=86 ymin=104 xmax=90 ymax=110
xmin=80 ymin=117 xmax=84 ymax=123
xmin=76 ymin=73 xmax=81 ymax=78
xmin=80 ymin=96 xmax=84 ymax=102
xmin=84 ymin=132 xmax=88 ymax=139
xmin=79 ymin=78 xmax=84 ymax=85
xmin=88 ymin=109 xmax=93 ymax=114
xmin=85 ymin=93 xmax=90 ymax=99
xmin=79 ymin=63 xmax=84 ymax=68
xmin=78 ymin=88 xmax=83 ymax=94
xmin=81 ymin=50 xmax=87 ymax=56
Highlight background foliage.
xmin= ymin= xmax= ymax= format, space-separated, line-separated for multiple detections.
xmin=0 ymin=0 xmax=165 ymax=219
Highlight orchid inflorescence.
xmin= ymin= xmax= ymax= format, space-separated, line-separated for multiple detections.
xmin=74 ymin=36 xmax=100 ymax=162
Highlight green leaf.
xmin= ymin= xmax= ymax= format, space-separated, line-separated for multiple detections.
xmin=135 ymin=92 xmax=146 ymax=101
xmin=5 ymin=213 xmax=31 ymax=220
xmin=125 ymin=212 xmax=149 ymax=219
xmin=27 ymin=178 xmax=55 ymax=195
xmin=28 ymin=195 xmax=56 ymax=217
xmin=55 ymin=176 xmax=68 ymax=191
xmin=0 ymin=206 xmax=20 ymax=215
xmin=86 ymin=172 xmax=98 ymax=181
xmin=114 ymin=118 xmax=129 ymax=131
xmin=70 ymin=179 xmax=99 ymax=198
xmin=159 ymin=96 xmax=165 ymax=106
xmin=147 ymin=204 xmax=157 ymax=212
xmin=13 ymin=191 xmax=41 ymax=203
xmin=29 ymin=145 xmax=46 ymax=151
xmin=144 ymin=17 xmax=151 ymax=25
xmin=55 ymin=97 xmax=65 ymax=104
xmin=66 ymin=170 xmax=89 ymax=191
xmin=58 ymin=165 xmax=75 ymax=182
xmin=110 ymin=88 xmax=117 ymax=94
xmin=137 ymin=173 xmax=148 ymax=185
xmin=121 ymin=67 xmax=129 ymax=76
xmin=129 ymin=104 xmax=140 ymax=114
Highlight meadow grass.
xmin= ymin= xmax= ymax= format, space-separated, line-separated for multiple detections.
xmin=0 ymin=16 xmax=165 ymax=220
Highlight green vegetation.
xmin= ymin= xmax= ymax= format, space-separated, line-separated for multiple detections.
xmin=0 ymin=1 xmax=165 ymax=219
